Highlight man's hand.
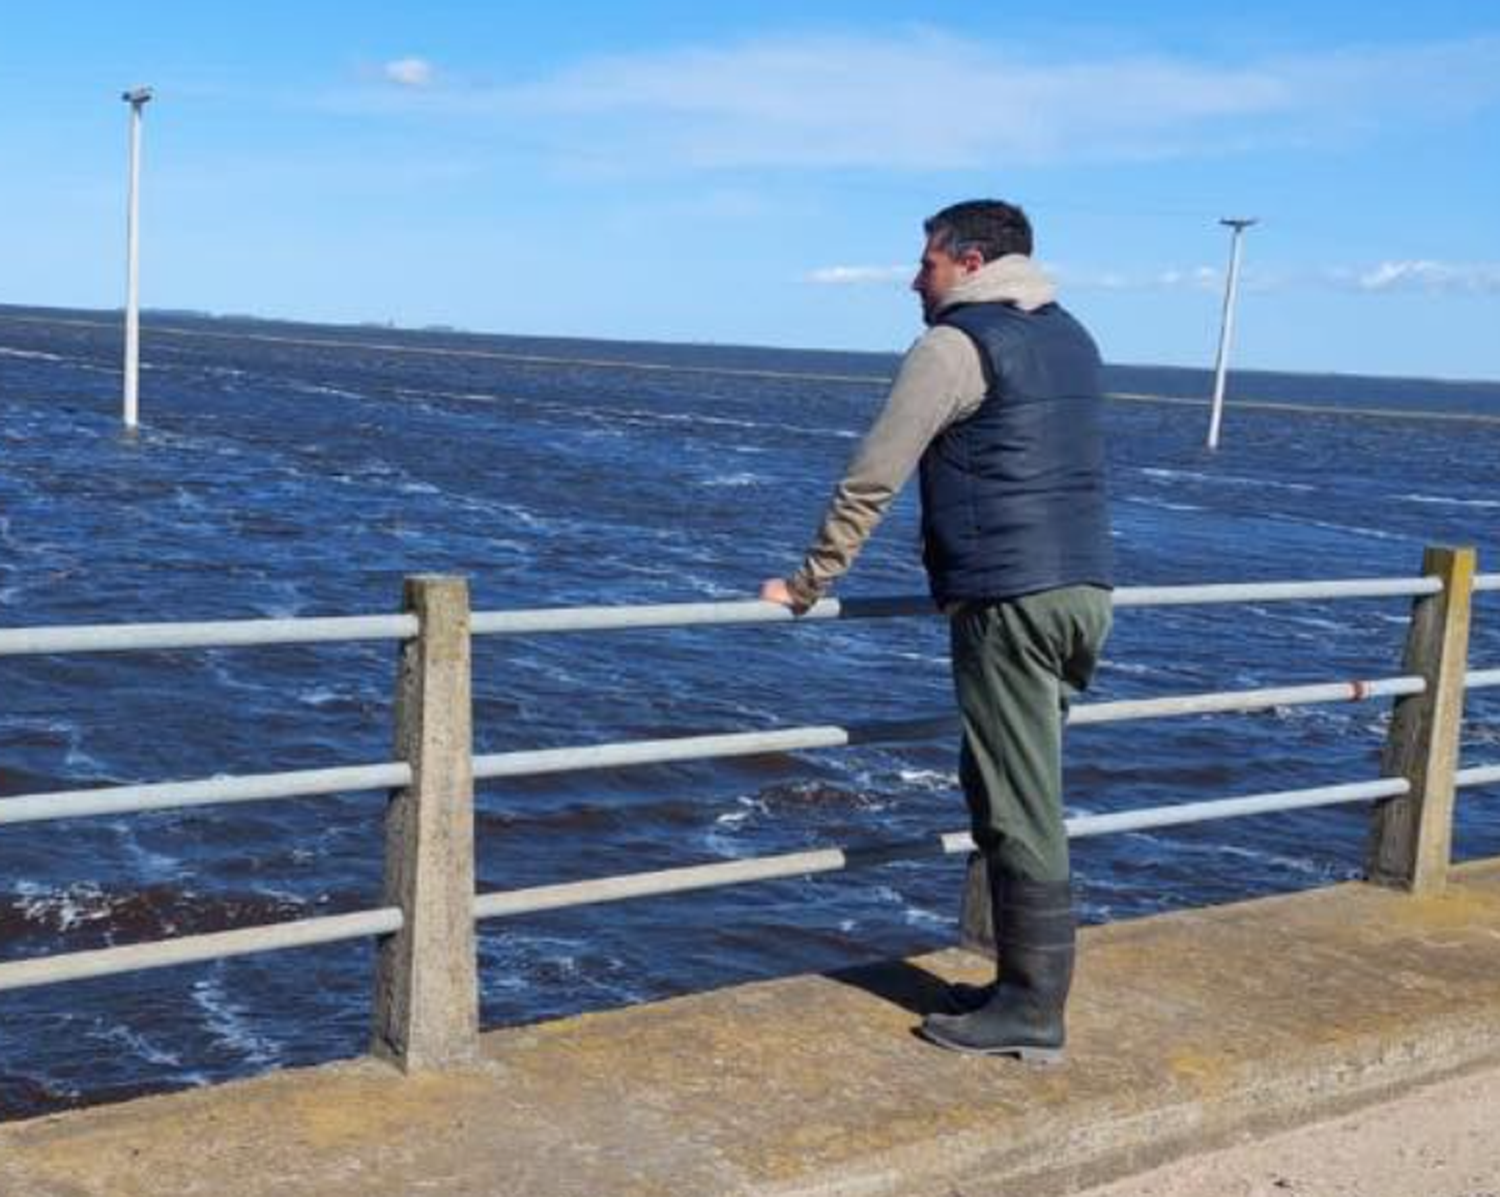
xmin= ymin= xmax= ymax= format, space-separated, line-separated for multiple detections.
xmin=760 ymin=577 xmax=812 ymax=614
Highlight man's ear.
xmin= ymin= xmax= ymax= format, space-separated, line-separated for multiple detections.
xmin=959 ymin=248 xmax=986 ymax=275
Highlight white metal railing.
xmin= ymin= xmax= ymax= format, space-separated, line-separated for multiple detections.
xmin=1459 ymin=764 xmax=1500 ymax=789
xmin=0 ymin=763 xmax=411 ymax=827
xmin=468 ymin=577 xmax=1447 ymax=636
xmin=0 ymin=564 xmax=1496 ymax=1037
xmin=0 ymin=613 xmax=415 ymax=657
xmin=1 ymin=574 xmax=1480 ymax=657
xmin=470 ymin=778 xmax=1415 ymax=921
xmin=0 ymin=674 xmax=1431 ymax=827
xmin=0 ymin=909 xmax=403 ymax=994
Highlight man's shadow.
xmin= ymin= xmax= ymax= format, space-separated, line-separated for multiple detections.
xmin=821 ymin=956 xmax=964 ymax=1017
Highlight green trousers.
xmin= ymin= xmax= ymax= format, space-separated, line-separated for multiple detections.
xmin=949 ymin=586 xmax=1113 ymax=883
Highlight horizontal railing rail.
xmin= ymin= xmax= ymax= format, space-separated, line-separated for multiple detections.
xmin=0 ymin=554 xmax=1494 ymax=1070
xmin=0 ymin=614 xmax=416 ymax=657
xmin=0 ymin=763 xmax=411 ymax=827
xmin=0 ymin=908 xmax=403 ymax=994
xmin=1459 ymin=764 xmax=1500 ymax=789
xmin=14 ymin=760 xmax=1500 ymax=992
xmin=0 ymin=673 xmax=1437 ymax=827
xmin=470 ymin=777 xmax=1416 ymax=921
xmin=472 ymin=577 xmax=1450 ymax=635
xmin=4 ymin=574 xmax=1496 ymax=657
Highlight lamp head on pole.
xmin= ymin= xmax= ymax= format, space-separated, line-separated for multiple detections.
xmin=1220 ymin=217 xmax=1258 ymax=232
xmin=121 ymin=86 xmax=155 ymax=107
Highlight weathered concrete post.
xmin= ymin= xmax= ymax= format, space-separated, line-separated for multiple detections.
xmin=1367 ymin=545 xmax=1476 ymax=895
xmin=373 ymin=575 xmax=479 ymax=1070
xmin=958 ymin=852 xmax=995 ymax=958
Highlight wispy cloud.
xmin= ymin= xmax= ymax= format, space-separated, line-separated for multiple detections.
xmin=1342 ymin=260 xmax=1500 ymax=294
xmin=1052 ymin=265 xmax=1226 ymax=293
xmin=808 ymin=261 xmax=1230 ymax=292
xmin=383 ymin=57 xmax=435 ymax=89
xmin=808 ymin=259 xmax=1500 ymax=297
xmin=807 ymin=265 xmax=908 ymax=285
xmin=341 ymin=30 xmax=1500 ymax=172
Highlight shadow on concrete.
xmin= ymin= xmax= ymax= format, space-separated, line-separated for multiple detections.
xmin=821 ymin=957 xmax=958 ymax=1016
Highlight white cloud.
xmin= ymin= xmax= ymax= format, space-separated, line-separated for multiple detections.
xmin=807 ymin=258 xmax=1500 ymax=298
xmin=807 ymin=265 xmax=908 ymax=285
xmin=1050 ymin=265 xmax=1226 ymax=293
xmin=810 ymin=259 xmax=1242 ymax=292
xmin=1349 ymin=260 xmax=1500 ymax=295
xmin=806 ymin=261 xmax=1233 ymax=292
xmin=476 ymin=30 xmax=1500 ymax=172
xmin=325 ymin=32 xmax=1500 ymax=175
xmin=383 ymin=58 xmax=435 ymax=89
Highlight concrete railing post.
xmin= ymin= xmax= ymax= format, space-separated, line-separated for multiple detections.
xmin=958 ymin=852 xmax=996 ymax=958
xmin=1367 ymin=545 xmax=1477 ymax=895
xmin=373 ymin=575 xmax=479 ymax=1070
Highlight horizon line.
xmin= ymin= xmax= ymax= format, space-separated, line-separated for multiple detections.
xmin=1 ymin=299 xmax=1497 ymax=391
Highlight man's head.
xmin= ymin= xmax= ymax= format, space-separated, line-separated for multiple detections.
xmin=913 ymin=200 xmax=1034 ymax=323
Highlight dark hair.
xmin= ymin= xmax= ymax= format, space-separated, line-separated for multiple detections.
xmin=923 ymin=200 xmax=1033 ymax=262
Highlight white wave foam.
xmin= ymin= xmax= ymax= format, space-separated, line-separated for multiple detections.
xmin=703 ymin=798 xmax=765 ymax=858
xmin=898 ymin=768 xmax=957 ymax=791
xmin=63 ymin=738 xmax=110 ymax=773
xmin=99 ymin=1024 xmax=187 ymax=1070
xmin=254 ymin=581 xmax=309 ymax=619
xmin=111 ymin=824 xmax=183 ymax=878
xmin=1100 ymin=658 xmax=1162 ymax=678
xmin=0 ymin=346 xmax=64 ymax=361
xmin=1140 ymin=467 xmax=1314 ymax=493
xmin=902 ymin=904 xmax=951 ymax=929
xmin=713 ymin=795 xmax=768 ymax=831
xmin=190 ymin=969 xmax=283 ymax=1068
xmin=14 ymin=881 xmax=109 ymax=932
xmin=1212 ymin=843 xmax=1352 ymax=880
xmin=1125 ymin=496 xmax=1206 ymax=513
xmin=289 ymin=381 xmax=364 ymax=400
xmin=1397 ymin=493 xmax=1500 ymax=510
xmin=1140 ymin=467 xmax=1205 ymax=481
xmin=1274 ymin=514 xmax=1411 ymax=542
xmin=701 ymin=473 xmax=762 ymax=488
xmin=891 ymin=651 xmax=949 ymax=665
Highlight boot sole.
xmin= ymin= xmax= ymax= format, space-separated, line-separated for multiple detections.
xmin=917 ymin=1023 xmax=1065 ymax=1065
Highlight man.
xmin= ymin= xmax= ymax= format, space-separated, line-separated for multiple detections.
xmin=761 ymin=199 xmax=1113 ymax=1061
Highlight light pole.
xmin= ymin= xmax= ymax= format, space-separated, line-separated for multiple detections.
xmin=1206 ymin=217 xmax=1256 ymax=451
xmin=121 ymin=86 xmax=154 ymax=433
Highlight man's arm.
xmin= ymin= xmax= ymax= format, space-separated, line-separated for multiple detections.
xmin=761 ymin=326 xmax=986 ymax=611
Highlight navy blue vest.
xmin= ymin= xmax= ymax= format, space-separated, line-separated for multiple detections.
xmin=918 ymin=301 xmax=1113 ymax=604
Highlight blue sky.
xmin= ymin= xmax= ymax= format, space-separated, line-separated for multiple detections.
xmin=2 ymin=2 xmax=1498 ymax=379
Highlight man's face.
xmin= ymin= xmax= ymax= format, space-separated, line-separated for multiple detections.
xmin=912 ymin=235 xmax=983 ymax=324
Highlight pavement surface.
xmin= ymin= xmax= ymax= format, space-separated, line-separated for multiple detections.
xmin=1075 ymin=1060 xmax=1500 ymax=1197
xmin=2 ymin=860 xmax=1500 ymax=1197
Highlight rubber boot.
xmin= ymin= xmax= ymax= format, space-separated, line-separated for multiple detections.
xmin=920 ymin=871 xmax=1075 ymax=1062
xmin=944 ymin=976 xmax=995 ymax=1014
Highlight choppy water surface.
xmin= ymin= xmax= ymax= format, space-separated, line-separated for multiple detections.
xmin=1 ymin=305 xmax=1497 ymax=1117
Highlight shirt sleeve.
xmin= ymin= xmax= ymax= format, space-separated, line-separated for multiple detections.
xmin=786 ymin=325 xmax=986 ymax=606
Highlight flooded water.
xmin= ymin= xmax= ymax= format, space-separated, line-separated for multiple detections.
xmin=1 ymin=305 xmax=1497 ymax=1117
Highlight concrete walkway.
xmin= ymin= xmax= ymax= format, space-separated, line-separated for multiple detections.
xmin=1076 ymin=1060 xmax=1500 ymax=1197
xmin=3 ymin=860 xmax=1500 ymax=1197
